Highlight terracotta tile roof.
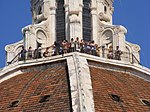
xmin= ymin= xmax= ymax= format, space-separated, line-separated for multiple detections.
xmin=0 ymin=63 xmax=71 ymax=112
xmin=90 ymin=66 xmax=150 ymax=112
xmin=0 ymin=58 xmax=150 ymax=111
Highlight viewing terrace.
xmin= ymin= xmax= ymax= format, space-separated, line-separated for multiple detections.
xmin=7 ymin=40 xmax=140 ymax=66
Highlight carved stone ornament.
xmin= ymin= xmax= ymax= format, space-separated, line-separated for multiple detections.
xmin=114 ymin=25 xmax=127 ymax=34
xmin=132 ymin=44 xmax=141 ymax=52
xmin=99 ymin=12 xmax=110 ymax=22
xmin=69 ymin=14 xmax=80 ymax=23
xmin=5 ymin=45 xmax=15 ymax=52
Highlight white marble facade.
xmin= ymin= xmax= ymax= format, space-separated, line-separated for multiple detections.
xmin=5 ymin=0 xmax=140 ymax=65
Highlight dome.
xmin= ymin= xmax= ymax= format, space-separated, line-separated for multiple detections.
xmin=0 ymin=53 xmax=150 ymax=111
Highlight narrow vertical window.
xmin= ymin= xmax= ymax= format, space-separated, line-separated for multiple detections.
xmin=104 ymin=6 xmax=107 ymax=14
xmin=56 ymin=0 xmax=66 ymax=42
xmin=83 ymin=0 xmax=92 ymax=41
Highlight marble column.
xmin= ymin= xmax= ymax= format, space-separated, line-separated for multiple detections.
xmin=64 ymin=3 xmax=70 ymax=41
xmin=91 ymin=0 xmax=98 ymax=44
xmin=49 ymin=0 xmax=56 ymax=45
xmin=79 ymin=3 xmax=83 ymax=40
xmin=91 ymin=8 xmax=98 ymax=44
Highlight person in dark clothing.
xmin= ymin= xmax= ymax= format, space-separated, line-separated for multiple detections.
xmin=74 ymin=37 xmax=80 ymax=52
xmin=107 ymin=45 xmax=113 ymax=59
xmin=90 ymin=40 xmax=96 ymax=56
xmin=114 ymin=46 xmax=123 ymax=60
xmin=34 ymin=44 xmax=42 ymax=59
xmin=27 ymin=46 xmax=33 ymax=59
xmin=54 ymin=41 xmax=60 ymax=55
xmin=70 ymin=38 xmax=75 ymax=52
xmin=20 ymin=46 xmax=27 ymax=61
xmin=80 ymin=39 xmax=85 ymax=53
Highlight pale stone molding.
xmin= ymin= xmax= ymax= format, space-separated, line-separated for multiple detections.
xmin=69 ymin=14 xmax=80 ymax=23
xmin=35 ymin=13 xmax=48 ymax=22
xmin=126 ymin=41 xmax=141 ymax=62
xmin=22 ymin=20 xmax=50 ymax=50
xmin=99 ymin=12 xmax=110 ymax=22
xmin=5 ymin=40 xmax=23 ymax=64
xmin=67 ymin=53 xmax=95 ymax=112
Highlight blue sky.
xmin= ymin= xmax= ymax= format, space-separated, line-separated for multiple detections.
xmin=0 ymin=0 xmax=150 ymax=68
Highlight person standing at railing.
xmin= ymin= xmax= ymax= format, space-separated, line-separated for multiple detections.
xmin=67 ymin=40 xmax=71 ymax=53
xmin=33 ymin=44 xmax=42 ymax=59
xmin=27 ymin=46 xmax=33 ymax=59
xmin=74 ymin=37 xmax=80 ymax=52
xmin=107 ymin=45 xmax=113 ymax=59
xmin=90 ymin=40 xmax=96 ymax=56
xmin=95 ymin=44 xmax=100 ymax=56
xmin=114 ymin=46 xmax=123 ymax=60
xmin=54 ymin=41 xmax=60 ymax=55
xmin=62 ymin=40 xmax=68 ymax=54
xmin=80 ymin=39 xmax=85 ymax=53
xmin=86 ymin=41 xmax=91 ymax=54
xmin=70 ymin=38 xmax=75 ymax=52
xmin=43 ymin=47 xmax=50 ymax=57
xmin=19 ymin=45 xmax=27 ymax=61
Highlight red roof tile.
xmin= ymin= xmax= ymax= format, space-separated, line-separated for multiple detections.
xmin=0 ymin=62 xmax=71 ymax=112
xmin=90 ymin=66 xmax=150 ymax=111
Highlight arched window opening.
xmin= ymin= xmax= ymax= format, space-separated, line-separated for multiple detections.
xmin=83 ymin=0 xmax=92 ymax=42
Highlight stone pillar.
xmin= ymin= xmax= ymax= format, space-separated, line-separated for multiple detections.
xmin=91 ymin=1 xmax=98 ymax=44
xmin=69 ymin=14 xmax=80 ymax=40
xmin=79 ymin=3 xmax=83 ymax=40
xmin=49 ymin=0 xmax=56 ymax=45
xmin=113 ymin=26 xmax=127 ymax=61
xmin=64 ymin=3 xmax=70 ymax=41
xmin=109 ymin=6 xmax=114 ymax=25
xmin=114 ymin=26 xmax=127 ymax=51
xmin=113 ymin=32 xmax=118 ymax=51
xmin=24 ymin=30 xmax=32 ymax=50
xmin=23 ymin=27 xmax=36 ymax=50
xmin=69 ymin=0 xmax=82 ymax=40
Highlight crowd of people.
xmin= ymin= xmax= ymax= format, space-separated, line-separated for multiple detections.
xmin=18 ymin=37 xmax=123 ymax=62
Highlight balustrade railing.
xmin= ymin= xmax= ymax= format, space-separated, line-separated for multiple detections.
xmin=7 ymin=47 xmax=140 ymax=65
